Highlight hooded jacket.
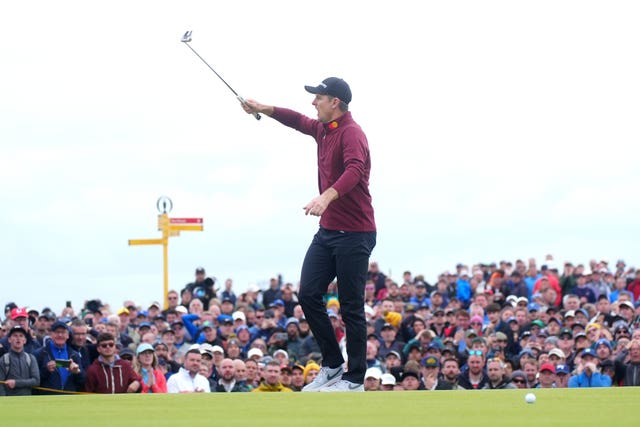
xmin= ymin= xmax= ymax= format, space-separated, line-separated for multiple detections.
xmin=85 ymin=357 xmax=140 ymax=393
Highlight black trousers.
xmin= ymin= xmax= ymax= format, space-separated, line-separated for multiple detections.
xmin=299 ymin=227 xmax=376 ymax=383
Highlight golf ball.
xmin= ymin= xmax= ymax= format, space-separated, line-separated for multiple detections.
xmin=525 ymin=393 xmax=536 ymax=404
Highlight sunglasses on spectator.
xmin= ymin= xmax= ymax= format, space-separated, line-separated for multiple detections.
xmin=512 ymin=378 xmax=526 ymax=384
xmin=99 ymin=342 xmax=115 ymax=348
xmin=471 ymin=322 xmax=482 ymax=326
xmin=468 ymin=350 xmax=483 ymax=356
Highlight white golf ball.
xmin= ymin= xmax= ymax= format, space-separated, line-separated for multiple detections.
xmin=525 ymin=393 xmax=536 ymax=404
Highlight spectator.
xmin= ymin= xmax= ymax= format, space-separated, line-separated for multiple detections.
xmin=0 ymin=326 xmax=40 ymax=396
xmin=85 ymin=332 xmax=141 ymax=393
xmin=213 ymin=358 xmax=249 ymax=392
xmin=521 ymin=359 xmax=539 ymax=388
xmin=510 ymin=370 xmax=528 ymax=389
xmin=615 ymin=338 xmax=640 ymax=386
xmin=368 ymin=261 xmax=387 ymax=296
xmin=376 ymin=323 xmax=405 ymax=360
xmin=34 ymin=321 xmax=85 ymax=394
xmin=554 ymin=364 xmax=571 ymax=388
xmin=302 ymin=361 xmax=321 ymax=386
xmin=0 ymin=308 xmax=41 ymax=355
xmin=221 ymin=279 xmax=237 ymax=307
xmin=458 ymin=351 xmax=488 ymax=389
xmin=133 ymin=343 xmax=167 ymax=393
xmin=184 ymin=267 xmax=216 ymax=310
xmin=383 ymin=351 xmax=403 ymax=374
xmin=262 ymin=277 xmax=282 ymax=309
xmin=536 ymin=362 xmax=557 ymax=388
xmin=364 ymin=367 xmax=382 ymax=391
xmin=420 ymin=354 xmax=448 ymax=390
xmin=166 ymin=345 xmax=210 ymax=393
xmin=289 ymin=364 xmax=305 ymax=391
xmin=380 ymin=373 xmax=396 ymax=391
xmin=68 ymin=320 xmax=92 ymax=372
xmin=399 ymin=369 xmax=422 ymax=391
xmin=252 ymin=361 xmax=292 ymax=392
xmin=568 ymin=348 xmax=611 ymax=388
xmin=244 ymin=358 xmax=260 ymax=389
xmin=483 ymin=358 xmax=517 ymax=389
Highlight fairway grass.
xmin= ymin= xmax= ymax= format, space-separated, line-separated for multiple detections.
xmin=3 ymin=388 xmax=638 ymax=427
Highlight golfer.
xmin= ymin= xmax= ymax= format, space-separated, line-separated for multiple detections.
xmin=243 ymin=77 xmax=376 ymax=392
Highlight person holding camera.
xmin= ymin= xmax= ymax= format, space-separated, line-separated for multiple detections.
xmin=184 ymin=267 xmax=216 ymax=310
xmin=34 ymin=321 xmax=85 ymax=394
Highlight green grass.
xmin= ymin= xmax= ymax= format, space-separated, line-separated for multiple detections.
xmin=2 ymin=388 xmax=638 ymax=427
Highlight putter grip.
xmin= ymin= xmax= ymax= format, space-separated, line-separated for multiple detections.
xmin=238 ymin=96 xmax=261 ymax=121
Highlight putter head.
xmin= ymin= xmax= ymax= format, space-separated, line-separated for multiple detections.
xmin=181 ymin=30 xmax=192 ymax=43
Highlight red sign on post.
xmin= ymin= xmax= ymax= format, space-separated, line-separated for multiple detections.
xmin=169 ymin=218 xmax=203 ymax=224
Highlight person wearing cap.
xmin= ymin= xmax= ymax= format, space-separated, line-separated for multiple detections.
xmin=380 ymin=372 xmax=397 ymax=391
xmin=418 ymin=354 xmax=447 ymax=390
xmin=85 ymin=332 xmax=141 ymax=393
xmin=364 ymin=367 xmax=382 ymax=391
xmin=0 ymin=307 xmax=41 ymax=355
xmin=510 ymin=370 xmax=529 ymax=389
xmin=133 ymin=343 xmax=167 ymax=393
xmin=0 ymin=326 xmax=40 ymax=396
xmin=183 ymin=267 xmax=217 ymax=310
xmin=289 ymin=364 xmax=305 ymax=391
xmin=399 ymin=369 xmax=422 ymax=391
xmin=553 ymin=363 xmax=571 ymax=388
xmin=377 ymin=323 xmax=405 ymax=361
xmin=568 ymin=348 xmax=611 ymax=387
xmin=33 ymin=321 xmax=85 ymax=394
xmin=166 ymin=344 xmax=211 ymax=393
xmin=243 ymin=77 xmax=376 ymax=393
xmin=535 ymin=362 xmax=557 ymax=388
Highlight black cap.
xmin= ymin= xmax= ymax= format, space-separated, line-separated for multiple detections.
xmin=51 ymin=321 xmax=70 ymax=332
xmin=195 ymin=267 xmax=205 ymax=274
xmin=304 ymin=77 xmax=352 ymax=104
xmin=7 ymin=325 xmax=28 ymax=338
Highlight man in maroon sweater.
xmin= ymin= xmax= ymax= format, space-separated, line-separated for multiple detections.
xmin=243 ymin=77 xmax=376 ymax=392
xmin=85 ymin=333 xmax=141 ymax=394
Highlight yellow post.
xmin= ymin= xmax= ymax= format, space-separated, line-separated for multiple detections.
xmin=159 ymin=213 xmax=170 ymax=308
xmin=129 ymin=200 xmax=203 ymax=310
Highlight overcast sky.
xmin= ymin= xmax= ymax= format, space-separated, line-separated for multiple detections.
xmin=2 ymin=1 xmax=639 ymax=314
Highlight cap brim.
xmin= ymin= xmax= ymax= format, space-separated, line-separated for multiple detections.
xmin=304 ymin=85 xmax=327 ymax=95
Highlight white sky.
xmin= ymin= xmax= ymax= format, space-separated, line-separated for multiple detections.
xmin=2 ymin=1 xmax=639 ymax=313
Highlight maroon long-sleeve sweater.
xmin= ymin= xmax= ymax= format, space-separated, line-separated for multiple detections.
xmin=271 ymin=107 xmax=376 ymax=232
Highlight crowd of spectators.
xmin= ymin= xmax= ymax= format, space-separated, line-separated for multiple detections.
xmin=2 ymin=256 xmax=640 ymax=395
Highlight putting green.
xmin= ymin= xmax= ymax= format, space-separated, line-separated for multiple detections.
xmin=2 ymin=388 xmax=637 ymax=427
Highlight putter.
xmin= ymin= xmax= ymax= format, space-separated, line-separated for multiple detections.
xmin=181 ymin=31 xmax=261 ymax=120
